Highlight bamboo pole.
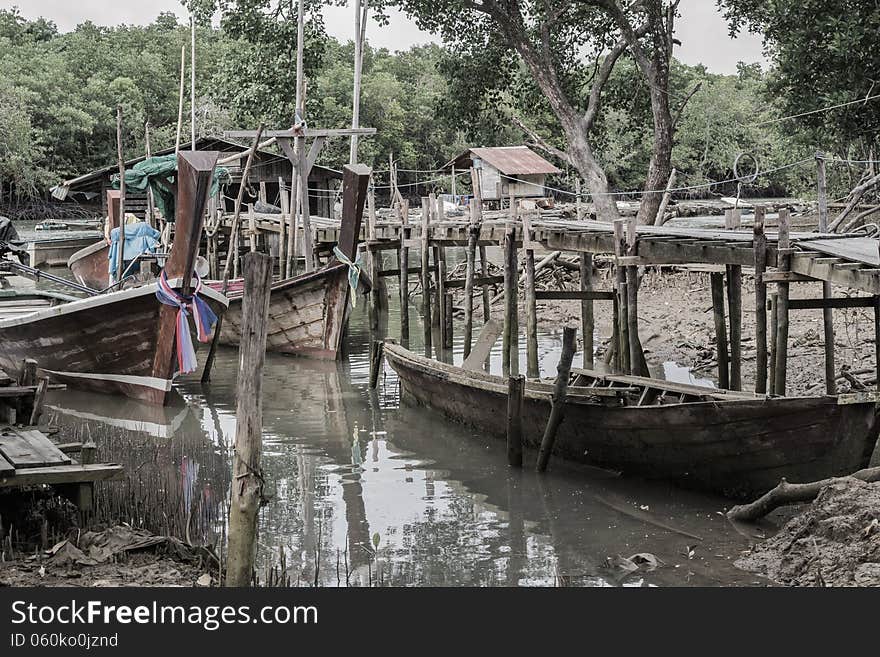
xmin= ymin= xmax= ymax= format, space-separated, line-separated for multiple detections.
xmin=298 ymin=136 xmax=314 ymax=271
xmin=753 ymin=206 xmax=768 ymax=393
xmin=580 ymin=253 xmax=594 ymax=368
xmin=190 ymin=16 xmax=196 ymax=148
xmin=725 ymin=208 xmax=743 ymax=390
xmin=144 ymin=121 xmax=155 ymax=225
xmin=175 ymin=46 xmax=185 ymax=155
xmin=202 ymin=125 xmax=264 ymax=384
xmin=438 ymin=259 xmax=448 ymax=350
xmin=774 ymin=208 xmax=792 ymax=396
xmin=288 ymin=162 xmax=298 ymax=277
xmin=536 ymin=326 xmax=576 ymax=472
xmin=226 ymin=252 xmax=273 ymax=587
xmin=506 ymin=374 xmax=525 ymax=468
xmin=115 ymin=105 xmax=126 ymax=284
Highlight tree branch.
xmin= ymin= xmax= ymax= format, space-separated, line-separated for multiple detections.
xmin=509 ymin=113 xmax=574 ymax=166
xmin=671 ymin=81 xmax=702 ymax=131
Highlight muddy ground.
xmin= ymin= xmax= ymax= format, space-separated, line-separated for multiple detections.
xmin=735 ymin=479 xmax=880 ymax=586
xmin=0 ymin=526 xmax=215 ymax=587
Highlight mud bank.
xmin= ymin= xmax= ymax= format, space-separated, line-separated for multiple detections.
xmin=0 ymin=526 xmax=215 ymax=587
xmin=734 ymin=479 xmax=880 ymax=586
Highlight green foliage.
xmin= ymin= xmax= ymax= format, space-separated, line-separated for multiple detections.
xmin=719 ymin=0 xmax=880 ymax=156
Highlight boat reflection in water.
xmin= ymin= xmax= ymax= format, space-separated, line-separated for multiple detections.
xmin=44 ymin=388 xmax=230 ymax=548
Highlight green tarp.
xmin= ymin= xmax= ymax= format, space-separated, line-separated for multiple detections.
xmin=112 ymin=155 xmax=228 ymax=220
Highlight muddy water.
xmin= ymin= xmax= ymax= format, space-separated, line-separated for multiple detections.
xmin=41 ymin=263 xmax=763 ymax=587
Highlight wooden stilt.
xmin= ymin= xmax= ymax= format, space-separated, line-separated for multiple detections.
xmin=502 ymin=221 xmax=516 ymax=377
xmin=522 ymin=207 xmax=539 ymax=378
xmin=580 ymin=253 xmax=594 ymax=368
xmin=438 ymin=260 xmax=448 ymax=349
xmin=725 ymin=209 xmax=743 ymax=391
xmin=613 ymin=221 xmax=630 ymax=373
xmin=432 ymin=245 xmax=442 ymax=328
xmin=479 ymin=245 xmax=491 ymax=321
xmin=444 ymin=291 xmax=454 ymax=350
xmin=774 ymin=208 xmax=791 ymax=397
xmin=536 ymin=326 xmax=576 ymax=472
xmin=769 ymin=291 xmax=779 ymax=395
xmin=817 ymin=153 xmax=836 ymax=394
xmin=625 ymin=219 xmax=645 ymax=376
xmin=420 ymin=197 xmax=432 ymax=356
xmin=753 ymin=206 xmax=768 ymax=394
xmin=506 ymin=374 xmax=525 ymax=468
xmin=399 ymin=199 xmax=410 ymax=343
xmin=277 ymin=176 xmax=288 ymax=278
xmin=225 ymin=252 xmax=272 ymax=587
xmin=710 ymin=272 xmax=730 ymax=389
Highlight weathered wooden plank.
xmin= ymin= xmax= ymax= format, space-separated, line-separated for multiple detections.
xmin=0 ymin=463 xmax=124 ymax=488
xmin=462 ymin=318 xmax=503 ymax=372
xmin=0 ymin=427 xmax=72 ymax=468
xmin=0 ymin=452 xmax=14 ymax=476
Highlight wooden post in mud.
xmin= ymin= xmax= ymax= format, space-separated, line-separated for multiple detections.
xmin=420 ymin=197 xmax=432 ymax=356
xmin=522 ymin=206 xmax=540 ymax=378
xmin=725 ymin=209 xmax=743 ymax=390
xmin=536 ymin=326 xmax=576 ymax=472
xmin=580 ymin=253 xmax=594 ymax=368
xmin=502 ymin=220 xmax=518 ymax=377
xmin=506 ymin=374 xmax=525 ymax=467
xmin=226 ymin=252 xmax=273 ymax=587
xmin=399 ymin=199 xmax=410 ymax=342
xmin=575 ymin=179 xmax=583 ymax=220
xmin=463 ymin=169 xmax=483 ymax=358
xmin=769 ymin=291 xmax=779 ymax=395
xmin=470 ymin=168 xmax=491 ymax=322
xmin=613 ymin=221 xmax=630 ymax=374
xmin=710 ymin=272 xmax=730 ymax=389
xmin=774 ymin=208 xmax=792 ymax=396
xmin=753 ymin=206 xmax=768 ymax=393
xmin=367 ymin=182 xmax=380 ymax=329
xmin=816 ymin=153 xmax=836 ymax=394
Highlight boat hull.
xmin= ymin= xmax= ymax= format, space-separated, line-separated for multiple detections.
xmin=67 ymin=240 xmax=110 ymax=290
xmin=384 ymin=344 xmax=880 ymax=498
xmin=215 ymin=264 xmax=352 ymax=359
xmin=0 ymin=282 xmax=228 ymax=405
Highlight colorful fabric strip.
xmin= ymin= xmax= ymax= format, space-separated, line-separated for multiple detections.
xmin=155 ymin=270 xmax=219 ymax=374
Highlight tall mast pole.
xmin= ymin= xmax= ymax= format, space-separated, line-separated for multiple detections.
xmin=349 ymin=0 xmax=368 ymax=164
xmin=190 ymin=15 xmax=196 ymax=149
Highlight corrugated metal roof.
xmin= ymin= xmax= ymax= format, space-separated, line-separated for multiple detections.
xmin=445 ymin=146 xmax=561 ymax=175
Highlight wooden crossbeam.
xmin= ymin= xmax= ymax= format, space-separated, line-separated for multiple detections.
xmin=535 ymin=290 xmax=615 ymax=301
xmin=788 ymin=297 xmax=877 ymax=310
xmin=225 ymin=128 xmax=376 ymax=139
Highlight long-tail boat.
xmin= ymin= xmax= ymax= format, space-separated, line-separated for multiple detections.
xmin=0 ymin=152 xmax=228 ymax=405
xmin=384 ymin=343 xmax=880 ymax=499
xmin=67 ymin=189 xmax=119 ymax=290
xmin=209 ymin=163 xmax=371 ymax=359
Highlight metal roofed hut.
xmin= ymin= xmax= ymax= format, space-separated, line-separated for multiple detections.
xmin=444 ymin=146 xmax=562 ymax=202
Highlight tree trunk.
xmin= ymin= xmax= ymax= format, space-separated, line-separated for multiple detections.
xmin=566 ymin=124 xmax=619 ymax=222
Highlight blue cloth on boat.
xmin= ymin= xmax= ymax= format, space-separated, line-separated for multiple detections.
xmin=107 ymin=222 xmax=161 ymax=273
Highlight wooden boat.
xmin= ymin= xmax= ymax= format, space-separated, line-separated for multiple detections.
xmin=384 ymin=343 xmax=880 ymax=499
xmin=27 ymin=234 xmax=102 ymax=269
xmin=0 ymin=152 xmax=228 ymax=405
xmin=211 ymin=164 xmax=371 ymax=359
xmin=67 ymin=189 xmax=119 ymax=289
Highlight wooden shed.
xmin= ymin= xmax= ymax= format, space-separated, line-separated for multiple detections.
xmin=444 ymin=146 xmax=561 ymax=201
xmin=51 ymin=136 xmax=342 ymax=220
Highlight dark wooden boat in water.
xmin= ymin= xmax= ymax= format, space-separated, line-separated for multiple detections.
xmin=384 ymin=343 xmax=880 ymax=498
xmin=67 ymin=189 xmax=119 ymax=290
xmin=210 ymin=164 xmax=370 ymax=359
xmin=0 ymin=152 xmax=228 ymax=405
